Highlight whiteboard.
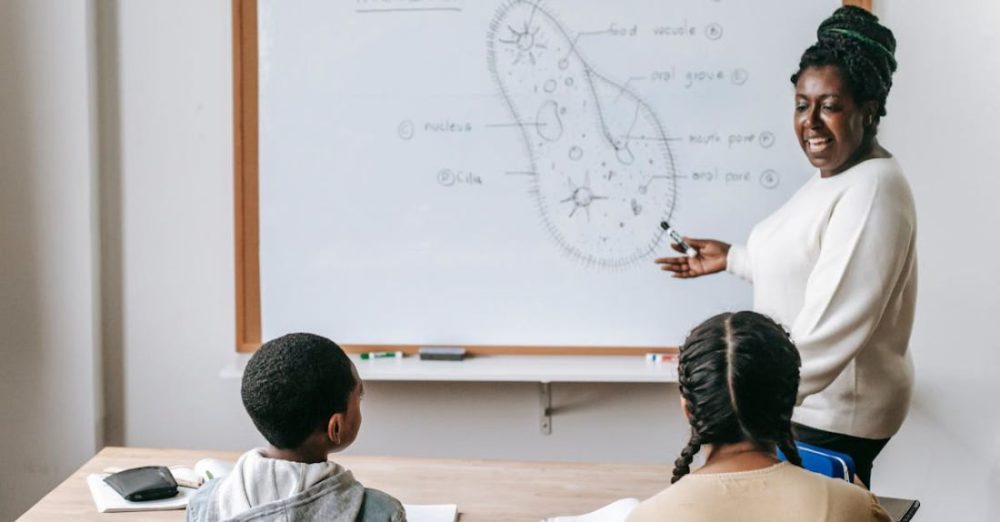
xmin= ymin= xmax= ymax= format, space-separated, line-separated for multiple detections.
xmin=257 ymin=0 xmax=839 ymax=348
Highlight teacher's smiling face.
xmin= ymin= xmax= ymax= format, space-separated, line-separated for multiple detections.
xmin=794 ymin=65 xmax=875 ymax=178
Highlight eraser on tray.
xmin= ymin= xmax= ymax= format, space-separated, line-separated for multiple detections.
xmin=419 ymin=346 xmax=467 ymax=361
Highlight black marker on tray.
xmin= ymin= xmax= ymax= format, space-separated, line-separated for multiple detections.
xmin=660 ymin=221 xmax=698 ymax=258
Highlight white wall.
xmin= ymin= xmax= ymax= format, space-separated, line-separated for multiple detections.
xmin=4 ymin=1 xmax=998 ymax=519
xmin=103 ymin=0 xmax=250 ymax=451
xmin=872 ymin=2 xmax=1000 ymax=519
xmin=0 ymin=1 xmax=101 ymax=520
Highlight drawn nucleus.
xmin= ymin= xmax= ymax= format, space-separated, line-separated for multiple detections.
xmin=488 ymin=1 xmax=677 ymax=268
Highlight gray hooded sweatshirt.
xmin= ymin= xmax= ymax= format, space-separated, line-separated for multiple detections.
xmin=186 ymin=449 xmax=405 ymax=522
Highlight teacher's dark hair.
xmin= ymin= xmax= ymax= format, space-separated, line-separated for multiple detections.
xmin=791 ymin=6 xmax=897 ymax=124
xmin=242 ymin=333 xmax=357 ymax=449
xmin=671 ymin=312 xmax=803 ymax=484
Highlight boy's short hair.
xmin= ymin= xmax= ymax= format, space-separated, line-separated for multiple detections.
xmin=241 ymin=333 xmax=357 ymax=449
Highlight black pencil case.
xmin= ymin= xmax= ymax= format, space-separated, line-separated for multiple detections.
xmin=103 ymin=466 xmax=179 ymax=501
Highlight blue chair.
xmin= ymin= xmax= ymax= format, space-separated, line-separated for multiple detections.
xmin=777 ymin=441 xmax=856 ymax=482
xmin=779 ymin=444 xmax=922 ymax=521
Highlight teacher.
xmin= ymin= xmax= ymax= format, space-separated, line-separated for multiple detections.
xmin=656 ymin=6 xmax=914 ymax=487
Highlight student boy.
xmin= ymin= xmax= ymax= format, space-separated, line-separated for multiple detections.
xmin=187 ymin=333 xmax=406 ymax=521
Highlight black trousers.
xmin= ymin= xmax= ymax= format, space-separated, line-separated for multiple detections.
xmin=793 ymin=423 xmax=890 ymax=487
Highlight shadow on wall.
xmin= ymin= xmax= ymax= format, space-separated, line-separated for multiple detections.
xmin=97 ymin=0 xmax=127 ymax=447
xmin=0 ymin=2 xmax=59 ymax=519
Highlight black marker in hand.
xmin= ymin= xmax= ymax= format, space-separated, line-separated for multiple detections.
xmin=660 ymin=221 xmax=698 ymax=258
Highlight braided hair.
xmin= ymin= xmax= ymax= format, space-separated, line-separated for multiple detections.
xmin=791 ymin=6 xmax=897 ymax=126
xmin=671 ymin=312 xmax=803 ymax=484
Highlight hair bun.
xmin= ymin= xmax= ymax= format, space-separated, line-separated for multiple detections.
xmin=817 ymin=6 xmax=896 ymax=69
xmin=792 ymin=6 xmax=898 ymax=119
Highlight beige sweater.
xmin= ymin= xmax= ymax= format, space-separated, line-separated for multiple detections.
xmin=627 ymin=462 xmax=891 ymax=522
xmin=727 ymin=158 xmax=917 ymax=439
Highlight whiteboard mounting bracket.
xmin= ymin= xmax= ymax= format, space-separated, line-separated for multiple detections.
xmin=539 ymin=382 xmax=552 ymax=435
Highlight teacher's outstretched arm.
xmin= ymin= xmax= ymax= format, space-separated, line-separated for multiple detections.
xmin=655 ymin=238 xmax=731 ymax=279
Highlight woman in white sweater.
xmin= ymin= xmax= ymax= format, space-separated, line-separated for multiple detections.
xmin=655 ymin=7 xmax=915 ymax=487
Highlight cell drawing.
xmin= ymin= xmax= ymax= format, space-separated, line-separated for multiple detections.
xmin=488 ymin=1 xmax=677 ymax=269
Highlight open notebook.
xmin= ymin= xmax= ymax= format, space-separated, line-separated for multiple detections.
xmin=543 ymin=498 xmax=640 ymax=522
xmin=86 ymin=459 xmax=235 ymax=513
xmin=543 ymin=495 xmax=918 ymax=522
xmin=404 ymin=504 xmax=458 ymax=522
xmin=86 ymin=459 xmax=457 ymax=521
xmin=87 ymin=473 xmax=194 ymax=512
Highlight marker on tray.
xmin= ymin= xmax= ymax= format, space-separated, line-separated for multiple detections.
xmin=660 ymin=221 xmax=698 ymax=258
xmin=359 ymin=351 xmax=403 ymax=360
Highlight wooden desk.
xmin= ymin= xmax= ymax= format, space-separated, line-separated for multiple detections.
xmin=18 ymin=447 xmax=671 ymax=521
xmin=19 ymin=447 xmax=918 ymax=521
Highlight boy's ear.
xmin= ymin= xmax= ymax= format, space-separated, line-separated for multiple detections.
xmin=327 ymin=413 xmax=344 ymax=446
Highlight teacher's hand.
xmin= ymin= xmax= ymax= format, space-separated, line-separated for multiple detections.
xmin=655 ymin=238 xmax=730 ymax=278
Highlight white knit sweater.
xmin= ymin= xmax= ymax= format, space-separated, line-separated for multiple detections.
xmin=727 ymin=157 xmax=916 ymax=439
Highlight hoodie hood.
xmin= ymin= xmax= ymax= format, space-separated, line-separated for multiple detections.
xmin=188 ymin=448 xmax=366 ymax=522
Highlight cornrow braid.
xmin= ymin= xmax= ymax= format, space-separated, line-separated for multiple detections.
xmin=671 ymin=357 xmax=700 ymax=483
xmin=778 ymin=431 xmax=803 ymax=467
xmin=670 ymin=315 xmax=746 ymax=482
xmin=791 ymin=6 xmax=897 ymax=121
xmin=670 ymin=312 xmax=803 ymax=483
xmin=670 ymin=431 xmax=702 ymax=484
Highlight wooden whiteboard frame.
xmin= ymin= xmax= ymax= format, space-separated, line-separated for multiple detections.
xmin=231 ymin=0 xmax=871 ymax=354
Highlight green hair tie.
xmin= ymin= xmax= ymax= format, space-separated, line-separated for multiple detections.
xmin=825 ymin=27 xmax=896 ymax=64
